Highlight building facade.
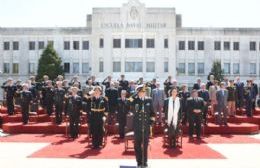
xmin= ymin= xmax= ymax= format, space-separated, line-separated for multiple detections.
xmin=1 ymin=0 xmax=260 ymax=86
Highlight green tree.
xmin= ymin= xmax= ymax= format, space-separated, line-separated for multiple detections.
xmin=37 ymin=44 xmax=64 ymax=81
xmin=210 ymin=60 xmax=224 ymax=82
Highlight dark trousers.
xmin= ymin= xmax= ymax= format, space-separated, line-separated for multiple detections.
xmin=69 ymin=114 xmax=79 ymax=138
xmin=21 ymin=104 xmax=29 ymax=124
xmin=118 ymin=114 xmax=126 ymax=138
xmin=46 ymin=102 xmax=53 ymax=116
xmin=188 ymin=113 xmax=202 ymax=138
xmin=245 ymin=98 xmax=253 ymax=117
xmin=90 ymin=113 xmax=104 ymax=148
xmin=7 ymin=98 xmax=14 ymax=115
xmin=55 ymin=103 xmax=63 ymax=124
xmin=134 ymin=132 xmax=149 ymax=166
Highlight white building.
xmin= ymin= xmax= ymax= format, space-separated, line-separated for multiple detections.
xmin=1 ymin=0 xmax=260 ymax=86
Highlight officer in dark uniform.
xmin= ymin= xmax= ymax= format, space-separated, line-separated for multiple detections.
xmin=44 ymin=80 xmax=54 ymax=116
xmin=68 ymin=87 xmax=82 ymax=139
xmin=129 ymin=85 xmax=155 ymax=168
xmin=117 ymin=90 xmax=130 ymax=139
xmin=1 ymin=78 xmax=17 ymax=115
xmin=89 ymin=86 xmax=108 ymax=149
xmin=187 ymin=89 xmax=204 ymax=141
xmin=20 ymin=83 xmax=33 ymax=124
xmin=119 ymin=74 xmax=129 ymax=92
xmin=102 ymin=75 xmax=112 ymax=90
xmin=54 ymin=81 xmax=66 ymax=125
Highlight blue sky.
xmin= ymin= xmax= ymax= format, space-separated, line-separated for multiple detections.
xmin=0 ymin=0 xmax=259 ymax=27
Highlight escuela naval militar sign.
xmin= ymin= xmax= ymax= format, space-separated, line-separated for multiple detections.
xmin=100 ymin=22 xmax=167 ymax=29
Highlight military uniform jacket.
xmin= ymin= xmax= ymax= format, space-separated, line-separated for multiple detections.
xmin=130 ymin=97 xmax=155 ymax=135
xmin=90 ymin=96 xmax=108 ymax=120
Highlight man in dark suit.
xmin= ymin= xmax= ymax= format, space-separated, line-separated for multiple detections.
xmin=151 ymin=83 xmax=165 ymax=124
xmin=235 ymin=77 xmax=244 ymax=110
xmin=20 ymin=83 xmax=33 ymax=124
xmin=244 ymin=80 xmax=257 ymax=117
xmin=179 ymin=84 xmax=190 ymax=125
xmin=198 ymin=83 xmax=210 ymax=125
xmin=105 ymin=82 xmax=118 ymax=125
xmin=68 ymin=87 xmax=82 ymax=139
xmin=129 ymin=85 xmax=155 ymax=168
xmin=187 ymin=89 xmax=204 ymax=140
xmin=216 ymin=82 xmax=228 ymax=125
xmin=164 ymin=76 xmax=173 ymax=97
xmin=117 ymin=90 xmax=130 ymax=139
xmin=54 ymin=81 xmax=66 ymax=125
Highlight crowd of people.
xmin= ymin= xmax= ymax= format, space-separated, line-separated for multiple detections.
xmin=1 ymin=74 xmax=260 ymax=168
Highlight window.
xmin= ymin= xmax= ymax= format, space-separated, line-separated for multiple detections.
xmin=146 ymin=39 xmax=155 ymax=48
xmin=178 ymin=41 xmax=185 ymax=50
xmin=146 ymin=62 xmax=155 ymax=72
xmin=29 ymin=41 xmax=36 ymax=50
xmin=64 ymin=63 xmax=70 ymax=73
xmin=125 ymin=39 xmax=142 ymax=48
xmin=38 ymin=41 xmax=45 ymax=49
xmin=73 ymin=63 xmax=79 ymax=73
xmin=99 ymin=61 xmax=104 ymax=72
xmin=214 ymin=41 xmax=221 ymax=50
xmin=113 ymin=62 xmax=121 ymax=72
xmin=82 ymin=41 xmax=89 ymax=50
xmin=12 ymin=63 xmax=19 ymax=74
xmin=13 ymin=41 xmax=19 ymax=50
xmin=233 ymin=42 xmax=240 ymax=51
xmin=48 ymin=41 xmax=54 ymax=47
xmin=3 ymin=63 xmax=10 ymax=73
xmin=73 ymin=41 xmax=79 ymax=50
xmin=82 ymin=63 xmax=89 ymax=73
xmin=197 ymin=63 xmax=204 ymax=74
xmin=188 ymin=41 xmax=195 ymax=50
xmin=113 ymin=39 xmax=121 ymax=48
xmin=29 ymin=63 xmax=35 ymax=74
xmin=233 ymin=63 xmax=240 ymax=74
xmin=178 ymin=63 xmax=185 ymax=74
xmin=224 ymin=63 xmax=231 ymax=74
xmin=250 ymin=63 xmax=256 ymax=74
xmin=164 ymin=39 xmax=168 ymax=48
xmin=64 ymin=41 xmax=70 ymax=50
xmin=198 ymin=41 xmax=204 ymax=50
xmin=164 ymin=62 xmax=169 ymax=72
xmin=3 ymin=42 xmax=10 ymax=50
xmin=125 ymin=62 xmax=143 ymax=72
xmin=188 ymin=63 xmax=195 ymax=75
xmin=99 ymin=38 xmax=104 ymax=48
xmin=250 ymin=41 xmax=256 ymax=51
xmin=224 ymin=41 xmax=230 ymax=50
